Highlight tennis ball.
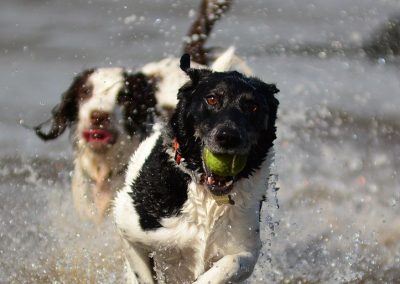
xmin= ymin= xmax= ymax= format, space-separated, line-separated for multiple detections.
xmin=203 ymin=148 xmax=247 ymax=177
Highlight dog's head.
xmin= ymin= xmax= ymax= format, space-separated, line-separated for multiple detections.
xmin=35 ymin=68 xmax=156 ymax=153
xmin=170 ymin=54 xmax=279 ymax=196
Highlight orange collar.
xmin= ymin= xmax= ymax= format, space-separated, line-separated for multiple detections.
xmin=172 ymin=138 xmax=182 ymax=165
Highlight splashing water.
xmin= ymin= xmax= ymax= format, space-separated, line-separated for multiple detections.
xmin=1 ymin=0 xmax=400 ymax=283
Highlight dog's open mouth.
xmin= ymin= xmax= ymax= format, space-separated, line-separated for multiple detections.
xmin=203 ymin=167 xmax=235 ymax=196
xmin=82 ymin=129 xmax=116 ymax=145
xmin=202 ymin=148 xmax=247 ymax=196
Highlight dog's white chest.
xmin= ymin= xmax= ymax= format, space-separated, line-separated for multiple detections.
xmin=147 ymin=183 xmax=258 ymax=283
xmin=113 ymin=131 xmax=272 ymax=283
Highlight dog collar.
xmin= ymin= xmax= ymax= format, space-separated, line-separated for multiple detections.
xmin=172 ymin=138 xmax=182 ymax=165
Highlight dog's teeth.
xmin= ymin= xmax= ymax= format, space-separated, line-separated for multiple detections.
xmin=226 ymin=180 xmax=233 ymax=186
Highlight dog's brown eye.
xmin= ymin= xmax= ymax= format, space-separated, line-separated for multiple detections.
xmin=206 ymin=95 xmax=218 ymax=106
xmin=245 ymin=101 xmax=259 ymax=112
xmin=248 ymin=102 xmax=258 ymax=112
xmin=83 ymin=86 xmax=90 ymax=94
xmin=80 ymin=85 xmax=91 ymax=99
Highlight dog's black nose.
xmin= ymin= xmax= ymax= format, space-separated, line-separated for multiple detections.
xmin=215 ymin=127 xmax=242 ymax=149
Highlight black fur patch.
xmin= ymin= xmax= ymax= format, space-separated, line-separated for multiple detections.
xmin=118 ymin=72 xmax=157 ymax=139
xmin=129 ymin=137 xmax=190 ymax=230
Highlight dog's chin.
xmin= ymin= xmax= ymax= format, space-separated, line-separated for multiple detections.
xmin=203 ymin=167 xmax=235 ymax=196
xmin=82 ymin=128 xmax=118 ymax=153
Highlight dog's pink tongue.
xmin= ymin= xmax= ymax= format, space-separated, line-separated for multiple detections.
xmin=82 ymin=129 xmax=113 ymax=144
xmin=207 ymin=175 xmax=216 ymax=185
xmin=206 ymin=175 xmax=232 ymax=187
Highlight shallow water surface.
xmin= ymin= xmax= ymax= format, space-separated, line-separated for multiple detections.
xmin=1 ymin=0 xmax=400 ymax=282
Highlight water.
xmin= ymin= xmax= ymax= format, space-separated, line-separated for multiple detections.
xmin=1 ymin=0 xmax=400 ymax=282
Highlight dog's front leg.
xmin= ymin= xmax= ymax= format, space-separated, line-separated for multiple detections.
xmin=92 ymin=181 xmax=113 ymax=223
xmin=193 ymin=251 xmax=258 ymax=284
xmin=123 ymin=239 xmax=155 ymax=284
xmin=71 ymin=169 xmax=93 ymax=219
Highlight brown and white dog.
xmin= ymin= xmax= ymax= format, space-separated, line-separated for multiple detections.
xmin=35 ymin=68 xmax=158 ymax=223
xmin=34 ymin=0 xmax=248 ymax=223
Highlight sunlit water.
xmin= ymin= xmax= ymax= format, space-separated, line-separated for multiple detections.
xmin=1 ymin=0 xmax=400 ymax=282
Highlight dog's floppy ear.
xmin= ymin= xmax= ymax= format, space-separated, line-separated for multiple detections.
xmin=34 ymin=90 xmax=77 ymax=141
xmin=180 ymin=53 xmax=191 ymax=73
xmin=251 ymin=77 xmax=279 ymax=97
xmin=251 ymin=78 xmax=279 ymax=115
xmin=264 ymin=83 xmax=280 ymax=96
xmin=34 ymin=71 xmax=92 ymax=141
xmin=260 ymin=82 xmax=280 ymax=116
xmin=180 ymin=53 xmax=211 ymax=85
xmin=180 ymin=53 xmax=200 ymax=83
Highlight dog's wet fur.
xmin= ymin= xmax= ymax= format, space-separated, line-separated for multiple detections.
xmin=173 ymin=54 xmax=279 ymax=174
xmin=114 ymin=55 xmax=279 ymax=283
xmin=128 ymin=57 xmax=279 ymax=229
xmin=32 ymin=0 xmax=246 ymax=224
xmin=33 ymin=67 xmax=158 ymax=223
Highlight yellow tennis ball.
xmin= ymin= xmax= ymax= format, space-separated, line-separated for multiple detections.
xmin=203 ymin=148 xmax=247 ymax=177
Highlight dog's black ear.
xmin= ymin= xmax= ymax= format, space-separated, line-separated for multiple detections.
xmin=180 ymin=53 xmax=199 ymax=82
xmin=252 ymin=78 xmax=279 ymax=97
xmin=265 ymin=83 xmax=280 ymax=95
xmin=180 ymin=53 xmax=191 ymax=72
xmin=261 ymin=83 xmax=280 ymax=116
xmin=251 ymin=79 xmax=279 ymax=115
xmin=180 ymin=53 xmax=212 ymax=86
xmin=34 ymin=70 xmax=93 ymax=141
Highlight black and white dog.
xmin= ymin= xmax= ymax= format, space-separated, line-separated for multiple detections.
xmin=114 ymin=55 xmax=279 ymax=283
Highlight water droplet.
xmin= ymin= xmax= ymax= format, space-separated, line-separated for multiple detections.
xmin=124 ymin=14 xmax=137 ymax=25
xmin=378 ymin=58 xmax=386 ymax=65
xmin=318 ymin=51 xmax=327 ymax=59
xmin=188 ymin=9 xmax=196 ymax=18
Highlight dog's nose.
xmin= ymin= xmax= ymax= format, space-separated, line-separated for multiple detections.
xmin=90 ymin=111 xmax=111 ymax=126
xmin=215 ymin=127 xmax=242 ymax=149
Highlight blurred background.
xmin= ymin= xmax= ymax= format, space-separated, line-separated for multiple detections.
xmin=1 ymin=0 xmax=400 ymax=282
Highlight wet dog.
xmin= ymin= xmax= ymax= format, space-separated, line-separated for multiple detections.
xmin=114 ymin=55 xmax=279 ymax=283
xmin=33 ymin=0 xmax=244 ymax=223
xmin=34 ymin=68 xmax=158 ymax=223
xmin=34 ymin=48 xmax=246 ymax=223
